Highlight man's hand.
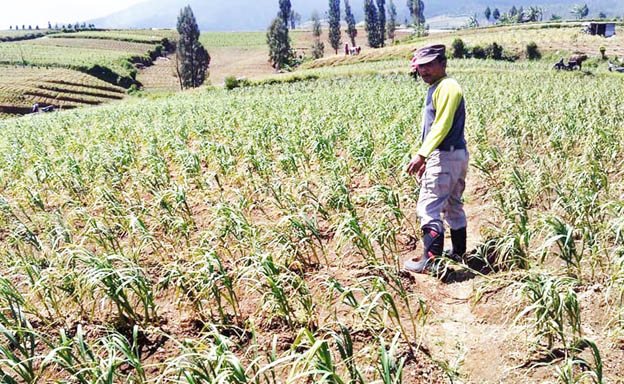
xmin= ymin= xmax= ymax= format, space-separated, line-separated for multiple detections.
xmin=406 ymin=154 xmax=426 ymax=182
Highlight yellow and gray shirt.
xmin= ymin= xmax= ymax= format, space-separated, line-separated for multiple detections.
xmin=418 ymin=76 xmax=466 ymax=158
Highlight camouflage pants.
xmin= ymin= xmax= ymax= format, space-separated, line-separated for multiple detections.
xmin=416 ymin=148 xmax=469 ymax=233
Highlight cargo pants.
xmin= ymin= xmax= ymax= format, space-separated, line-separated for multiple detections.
xmin=416 ymin=148 xmax=469 ymax=233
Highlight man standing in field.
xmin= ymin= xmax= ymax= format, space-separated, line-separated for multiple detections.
xmin=404 ymin=44 xmax=469 ymax=274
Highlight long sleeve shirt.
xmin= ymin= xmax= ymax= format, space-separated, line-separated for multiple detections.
xmin=417 ymin=76 xmax=466 ymax=158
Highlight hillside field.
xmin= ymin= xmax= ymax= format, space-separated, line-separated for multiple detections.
xmin=1 ymin=23 xmax=624 ymax=383
xmin=0 ymin=29 xmax=175 ymax=118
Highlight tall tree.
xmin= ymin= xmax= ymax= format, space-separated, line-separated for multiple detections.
xmin=376 ymin=0 xmax=386 ymax=46
xmin=364 ymin=0 xmax=380 ymax=47
xmin=387 ymin=0 xmax=397 ymax=42
xmin=176 ymin=5 xmax=210 ymax=89
xmin=484 ymin=6 xmax=491 ymax=21
xmin=289 ymin=10 xmax=301 ymax=29
xmin=510 ymin=6 xmax=518 ymax=16
xmin=408 ymin=0 xmax=425 ymax=33
xmin=328 ymin=0 xmax=341 ymax=54
xmin=344 ymin=0 xmax=358 ymax=46
xmin=267 ymin=17 xmax=293 ymax=70
xmin=279 ymin=0 xmax=291 ymax=26
xmin=493 ymin=8 xmax=500 ymax=20
xmin=311 ymin=11 xmax=325 ymax=59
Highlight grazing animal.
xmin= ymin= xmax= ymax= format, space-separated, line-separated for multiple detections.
xmin=568 ymin=54 xmax=588 ymax=70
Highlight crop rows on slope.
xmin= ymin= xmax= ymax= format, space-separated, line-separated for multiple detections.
xmin=0 ymin=67 xmax=126 ymax=117
xmin=0 ymin=62 xmax=623 ymax=381
xmin=25 ymin=37 xmax=158 ymax=54
xmin=49 ymin=30 xmax=177 ymax=44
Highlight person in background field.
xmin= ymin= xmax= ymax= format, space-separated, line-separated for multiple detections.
xmin=345 ymin=42 xmax=350 ymax=55
xmin=404 ymin=44 xmax=469 ymax=274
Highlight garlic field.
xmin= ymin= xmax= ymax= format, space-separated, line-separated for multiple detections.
xmin=0 ymin=58 xmax=623 ymax=382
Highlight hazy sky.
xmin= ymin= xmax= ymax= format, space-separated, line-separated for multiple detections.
xmin=1 ymin=0 xmax=148 ymax=30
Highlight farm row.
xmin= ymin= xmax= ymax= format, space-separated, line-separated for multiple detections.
xmin=0 ymin=54 xmax=623 ymax=381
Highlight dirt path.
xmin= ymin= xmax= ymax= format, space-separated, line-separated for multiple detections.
xmin=401 ymin=171 xmax=526 ymax=383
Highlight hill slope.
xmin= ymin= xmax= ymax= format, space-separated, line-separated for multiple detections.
xmin=91 ymin=0 xmax=624 ymax=30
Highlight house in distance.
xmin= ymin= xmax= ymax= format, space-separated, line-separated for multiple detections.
xmin=582 ymin=22 xmax=616 ymax=37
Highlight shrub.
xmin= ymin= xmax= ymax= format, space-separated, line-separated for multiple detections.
xmin=471 ymin=45 xmax=486 ymax=59
xmin=600 ymin=46 xmax=606 ymax=60
xmin=526 ymin=42 xmax=541 ymax=60
xmin=485 ymin=42 xmax=503 ymax=60
xmin=224 ymin=76 xmax=250 ymax=90
xmin=452 ymin=38 xmax=466 ymax=58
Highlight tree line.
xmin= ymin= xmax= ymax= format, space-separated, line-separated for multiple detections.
xmin=9 ymin=22 xmax=96 ymax=31
xmin=481 ymin=3 xmax=601 ymax=25
xmin=268 ymin=0 xmax=425 ymax=70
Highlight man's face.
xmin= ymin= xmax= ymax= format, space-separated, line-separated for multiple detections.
xmin=417 ymin=58 xmax=446 ymax=85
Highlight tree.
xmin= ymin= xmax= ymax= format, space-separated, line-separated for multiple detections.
xmin=510 ymin=6 xmax=518 ymax=17
xmin=599 ymin=12 xmax=607 ymax=18
xmin=328 ymin=0 xmax=341 ymax=54
xmin=311 ymin=11 xmax=325 ymax=59
xmin=267 ymin=17 xmax=293 ymax=70
xmin=571 ymin=4 xmax=589 ymax=19
xmin=376 ymin=0 xmax=386 ymax=46
xmin=493 ymin=8 xmax=500 ymax=20
xmin=47 ymin=21 xmax=51 ymax=29
xmin=467 ymin=14 xmax=479 ymax=28
xmin=344 ymin=0 xmax=358 ymax=46
xmin=279 ymin=0 xmax=291 ymax=26
xmin=525 ymin=6 xmax=543 ymax=22
xmin=9 ymin=26 xmax=12 ymax=30
xmin=408 ymin=0 xmax=425 ymax=35
xmin=515 ymin=8 xmax=525 ymax=22
xmin=364 ymin=0 xmax=380 ymax=47
xmin=176 ymin=5 xmax=210 ymax=89
xmin=387 ymin=0 xmax=397 ymax=42
xmin=289 ymin=10 xmax=301 ymax=29
xmin=484 ymin=6 xmax=491 ymax=21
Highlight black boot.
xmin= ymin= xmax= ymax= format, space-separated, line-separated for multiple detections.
xmin=450 ymin=227 xmax=467 ymax=261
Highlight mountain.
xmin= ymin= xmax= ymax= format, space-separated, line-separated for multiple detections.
xmin=90 ymin=0 xmax=624 ymax=30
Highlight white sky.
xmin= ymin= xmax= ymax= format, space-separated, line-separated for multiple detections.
xmin=0 ymin=0 xmax=148 ymax=30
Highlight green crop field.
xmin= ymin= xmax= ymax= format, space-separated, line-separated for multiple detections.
xmin=0 ymin=42 xmax=151 ymax=77
xmin=2 ymin=25 xmax=624 ymax=380
xmin=2 ymin=22 xmax=624 ymax=382
xmin=49 ymin=29 xmax=177 ymax=44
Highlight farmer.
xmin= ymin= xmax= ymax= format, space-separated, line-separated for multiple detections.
xmin=404 ymin=44 xmax=469 ymax=273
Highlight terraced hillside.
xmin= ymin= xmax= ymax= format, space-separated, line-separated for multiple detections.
xmin=0 ymin=29 xmax=175 ymax=118
xmin=0 ymin=67 xmax=126 ymax=118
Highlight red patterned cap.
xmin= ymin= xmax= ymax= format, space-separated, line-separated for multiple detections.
xmin=412 ymin=44 xmax=446 ymax=66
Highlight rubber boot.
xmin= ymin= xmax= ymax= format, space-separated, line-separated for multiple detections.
xmin=450 ymin=227 xmax=467 ymax=261
xmin=404 ymin=226 xmax=444 ymax=273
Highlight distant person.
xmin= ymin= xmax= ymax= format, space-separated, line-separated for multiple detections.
xmin=405 ymin=44 xmax=469 ymax=274
xmin=345 ymin=42 xmax=350 ymax=55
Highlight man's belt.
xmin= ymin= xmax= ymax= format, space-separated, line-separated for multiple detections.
xmin=437 ymin=143 xmax=466 ymax=151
